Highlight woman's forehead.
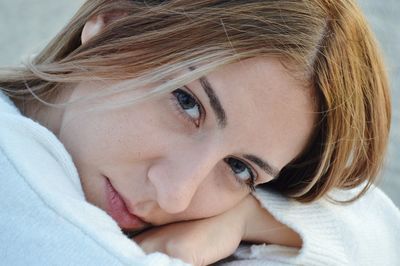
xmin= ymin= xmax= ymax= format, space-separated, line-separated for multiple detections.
xmin=198 ymin=57 xmax=317 ymax=169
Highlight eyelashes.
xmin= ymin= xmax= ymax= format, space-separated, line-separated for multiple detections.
xmin=171 ymin=87 xmax=203 ymax=127
xmin=223 ymin=157 xmax=256 ymax=191
xmin=170 ymin=87 xmax=257 ymax=191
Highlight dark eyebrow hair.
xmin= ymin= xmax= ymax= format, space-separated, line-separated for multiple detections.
xmin=198 ymin=76 xmax=227 ymax=129
xmin=188 ymin=66 xmax=227 ymax=128
xmin=244 ymin=154 xmax=280 ymax=178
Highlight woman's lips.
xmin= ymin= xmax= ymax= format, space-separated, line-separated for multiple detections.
xmin=105 ymin=177 xmax=147 ymax=230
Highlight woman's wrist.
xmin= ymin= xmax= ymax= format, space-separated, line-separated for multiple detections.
xmin=240 ymin=195 xmax=302 ymax=248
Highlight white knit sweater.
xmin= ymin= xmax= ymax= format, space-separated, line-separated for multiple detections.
xmin=1 ymin=89 xmax=399 ymax=266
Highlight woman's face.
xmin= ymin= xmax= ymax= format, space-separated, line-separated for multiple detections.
xmin=58 ymin=57 xmax=316 ymax=231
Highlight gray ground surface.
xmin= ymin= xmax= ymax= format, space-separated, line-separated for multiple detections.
xmin=0 ymin=0 xmax=398 ymax=206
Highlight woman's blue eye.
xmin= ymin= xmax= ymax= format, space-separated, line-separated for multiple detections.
xmin=224 ymin=157 xmax=256 ymax=191
xmin=171 ymin=88 xmax=202 ymax=127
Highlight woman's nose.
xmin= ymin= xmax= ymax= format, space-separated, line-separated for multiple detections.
xmin=147 ymin=148 xmax=219 ymax=214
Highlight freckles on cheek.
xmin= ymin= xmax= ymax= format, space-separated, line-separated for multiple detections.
xmin=61 ymin=112 xmax=117 ymax=165
xmin=98 ymin=111 xmax=143 ymax=157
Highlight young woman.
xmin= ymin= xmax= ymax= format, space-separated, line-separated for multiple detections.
xmin=1 ymin=0 xmax=399 ymax=265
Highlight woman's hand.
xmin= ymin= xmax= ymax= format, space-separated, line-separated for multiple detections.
xmin=133 ymin=199 xmax=249 ymax=266
xmin=134 ymin=195 xmax=302 ymax=266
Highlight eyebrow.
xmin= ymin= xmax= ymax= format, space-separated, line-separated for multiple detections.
xmin=188 ymin=67 xmax=280 ymax=179
xmin=198 ymin=76 xmax=227 ymax=129
xmin=244 ymin=154 xmax=280 ymax=178
xmin=188 ymin=66 xmax=227 ymax=128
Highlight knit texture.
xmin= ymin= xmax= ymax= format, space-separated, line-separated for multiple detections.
xmin=224 ymin=186 xmax=400 ymax=265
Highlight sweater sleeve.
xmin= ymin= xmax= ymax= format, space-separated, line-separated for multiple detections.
xmin=219 ymin=188 xmax=350 ymax=266
xmin=220 ymin=186 xmax=400 ymax=266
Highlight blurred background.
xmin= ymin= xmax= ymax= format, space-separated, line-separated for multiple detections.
xmin=0 ymin=0 xmax=398 ymax=206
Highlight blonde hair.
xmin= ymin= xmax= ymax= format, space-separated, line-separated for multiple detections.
xmin=0 ymin=0 xmax=391 ymax=203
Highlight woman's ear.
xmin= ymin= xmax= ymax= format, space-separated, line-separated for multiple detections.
xmin=81 ymin=12 xmax=128 ymax=44
xmin=81 ymin=14 xmax=105 ymax=44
